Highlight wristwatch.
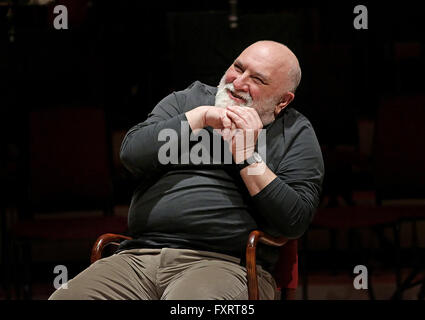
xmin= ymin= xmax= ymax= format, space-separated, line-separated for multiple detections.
xmin=236 ymin=152 xmax=263 ymax=171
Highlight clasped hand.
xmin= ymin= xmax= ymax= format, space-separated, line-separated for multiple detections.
xmin=204 ymin=105 xmax=263 ymax=164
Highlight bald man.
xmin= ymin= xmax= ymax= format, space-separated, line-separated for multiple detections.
xmin=49 ymin=41 xmax=324 ymax=300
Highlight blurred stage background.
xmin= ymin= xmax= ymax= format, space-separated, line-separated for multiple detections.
xmin=1 ymin=0 xmax=425 ymax=299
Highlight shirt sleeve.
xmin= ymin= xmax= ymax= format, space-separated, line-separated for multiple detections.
xmin=120 ymin=92 xmax=192 ymax=179
xmin=251 ymin=121 xmax=324 ymax=239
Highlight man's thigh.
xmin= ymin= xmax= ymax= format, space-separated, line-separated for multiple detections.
xmin=160 ymin=259 xmax=276 ymax=300
xmin=49 ymin=249 xmax=160 ymax=300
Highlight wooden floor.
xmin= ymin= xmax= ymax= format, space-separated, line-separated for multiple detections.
xmin=1 ymin=269 xmax=423 ymax=300
xmin=2 ymin=206 xmax=424 ymax=300
xmin=299 ymin=269 xmax=423 ymax=300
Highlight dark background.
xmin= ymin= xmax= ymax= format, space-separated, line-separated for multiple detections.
xmin=3 ymin=1 xmax=424 ymax=137
xmin=3 ymin=0 xmax=424 ymax=198
xmin=1 ymin=0 xmax=425 ymax=299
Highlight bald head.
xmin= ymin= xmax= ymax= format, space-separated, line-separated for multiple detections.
xmin=217 ymin=40 xmax=301 ymax=124
xmin=243 ymin=41 xmax=301 ymax=94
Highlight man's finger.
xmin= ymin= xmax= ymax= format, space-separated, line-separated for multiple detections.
xmin=221 ymin=112 xmax=232 ymax=129
xmin=227 ymin=105 xmax=249 ymax=120
xmin=245 ymin=107 xmax=262 ymax=126
xmin=226 ymin=109 xmax=248 ymax=128
xmin=221 ymin=128 xmax=231 ymax=141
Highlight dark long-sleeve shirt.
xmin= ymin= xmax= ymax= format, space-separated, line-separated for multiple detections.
xmin=118 ymin=81 xmax=324 ymax=271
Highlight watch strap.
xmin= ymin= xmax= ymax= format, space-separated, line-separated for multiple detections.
xmin=236 ymin=152 xmax=262 ymax=171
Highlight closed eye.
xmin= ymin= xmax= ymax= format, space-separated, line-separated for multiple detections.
xmin=253 ymin=76 xmax=265 ymax=84
xmin=234 ymin=63 xmax=243 ymax=72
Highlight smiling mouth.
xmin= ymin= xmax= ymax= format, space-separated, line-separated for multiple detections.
xmin=227 ymin=89 xmax=246 ymax=103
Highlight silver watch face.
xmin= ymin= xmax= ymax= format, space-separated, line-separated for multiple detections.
xmin=252 ymin=152 xmax=262 ymax=163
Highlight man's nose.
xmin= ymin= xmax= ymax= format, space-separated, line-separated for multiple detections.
xmin=233 ymin=73 xmax=249 ymax=92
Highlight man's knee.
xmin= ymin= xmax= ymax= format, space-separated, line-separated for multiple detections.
xmin=161 ymin=260 xmax=249 ymax=300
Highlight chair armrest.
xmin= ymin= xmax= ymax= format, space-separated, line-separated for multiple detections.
xmin=91 ymin=233 xmax=133 ymax=264
xmin=91 ymin=230 xmax=287 ymax=300
xmin=246 ymin=230 xmax=288 ymax=300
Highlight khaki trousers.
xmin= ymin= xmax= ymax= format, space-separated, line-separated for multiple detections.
xmin=49 ymin=247 xmax=277 ymax=300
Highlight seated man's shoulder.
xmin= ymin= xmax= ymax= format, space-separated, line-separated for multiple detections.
xmin=283 ymin=107 xmax=314 ymax=130
xmin=280 ymin=107 xmax=322 ymax=150
xmin=173 ymin=81 xmax=217 ymax=110
xmin=180 ymin=80 xmax=217 ymax=96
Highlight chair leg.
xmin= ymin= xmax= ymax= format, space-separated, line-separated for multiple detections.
xmin=13 ymin=238 xmax=33 ymax=300
xmin=301 ymin=234 xmax=309 ymax=300
xmin=12 ymin=237 xmax=22 ymax=299
xmin=282 ymin=288 xmax=297 ymax=300
xmin=417 ymin=276 xmax=425 ymax=300
xmin=392 ymin=269 xmax=419 ymax=299
xmin=1 ymin=208 xmax=12 ymax=300
xmin=367 ymin=267 xmax=376 ymax=300
xmin=359 ymin=228 xmax=375 ymax=300
xmin=392 ymin=223 xmax=402 ymax=300
xmin=22 ymin=240 xmax=32 ymax=300
xmin=2 ymin=239 xmax=12 ymax=299
xmin=329 ymin=229 xmax=338 ymax=275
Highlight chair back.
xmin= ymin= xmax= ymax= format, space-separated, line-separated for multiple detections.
xmin=373 ymin=96 xmax=425 ymax=201
xmin=27 ymin=107 xmax=113 ymax=214
xmin=273 ymin=239 xmax=298 ymax=293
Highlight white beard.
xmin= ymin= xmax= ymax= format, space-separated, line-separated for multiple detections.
xmin=215 ymin=76 xmax=253 ymax=108
xmin=214 ymin=75 xmax=279 ymax=125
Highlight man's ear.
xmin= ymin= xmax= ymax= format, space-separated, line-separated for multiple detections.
xmin=274 ymin=92 xmax=295 ymax=116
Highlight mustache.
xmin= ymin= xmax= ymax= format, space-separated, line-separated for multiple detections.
xmin=222 ymin=82 xmax=252 ymax=103
xmin=215 ymin=76 xmax=254 ymax=109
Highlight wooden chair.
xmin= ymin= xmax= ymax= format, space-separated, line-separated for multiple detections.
xmin=7 ymin=107 xmax=127 ymax=299
xmin=373 ymin=95 xmax=425 ymax=299
xmin=303 ymin=95 xmax=425 ymax=300
xmin=91 ymin=231 xmax=298 ymax=300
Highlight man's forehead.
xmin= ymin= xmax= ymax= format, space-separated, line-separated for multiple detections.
xmin=234 ymin=57 xmax=270 ymax=78
xmin=235 ymin=50 xmax=285 ymax=82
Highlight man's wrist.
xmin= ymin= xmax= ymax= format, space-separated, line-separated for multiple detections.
xmin=186 ymin=106 xmax=207 ymax=131
xmin=233 ymin=149 xmax=254 ymax=165
xmin=236 ymin=152 xmax=263 ymax=171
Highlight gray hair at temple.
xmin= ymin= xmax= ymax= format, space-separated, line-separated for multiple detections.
xmin=252 ymin=40 xmax=302 ymax=94
xmin=287 ymin=55 xmax=302 ymax=94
